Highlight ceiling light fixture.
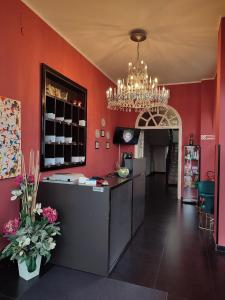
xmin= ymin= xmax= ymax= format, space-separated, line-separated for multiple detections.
xmin=106 ymin=29 xmax=170 ymax=112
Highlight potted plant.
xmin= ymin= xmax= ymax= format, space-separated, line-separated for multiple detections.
xmin=0 ymin=150 xmax=60 ymax=280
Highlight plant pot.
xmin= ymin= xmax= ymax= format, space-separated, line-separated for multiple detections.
xmin=18 ymin=255 xmax=42 ymax=281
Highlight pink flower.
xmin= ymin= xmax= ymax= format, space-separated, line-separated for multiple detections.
xmin=2 ymin=218 xmax=20 ymax=235
xmin=42 ymin=207 xmax=58 ymax=223
xmin=28 ymin=175 xmax=35 ymax=184
xmin=15 ymin=175 xmax=23 ymax=186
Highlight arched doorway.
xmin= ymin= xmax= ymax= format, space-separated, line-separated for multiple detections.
xmin=134 ymin=104 xmax=182 ymax=200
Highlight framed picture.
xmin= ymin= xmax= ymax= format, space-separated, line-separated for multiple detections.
xmin=101 ymin=129 xmax=105 ymax=137
xmin=95 ymin=141 xmax=100 ymax=149
xmin=0 ymin=96 xmax=21 ymax=179
xmin=106 ymin=142 xmax=110 ymax=149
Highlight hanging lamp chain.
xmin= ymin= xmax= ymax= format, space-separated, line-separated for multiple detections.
xmin=137 ymin=42 xmax=140 ymax=62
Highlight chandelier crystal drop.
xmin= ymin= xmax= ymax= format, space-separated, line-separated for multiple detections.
xmin=106 ymin=29 xmax=170 ymax=112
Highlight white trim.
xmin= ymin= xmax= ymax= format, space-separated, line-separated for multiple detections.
xmin=163 ymin=78 xmax=215 ymax=86
xmin=135 ymin=104 xmax=182 ymax=200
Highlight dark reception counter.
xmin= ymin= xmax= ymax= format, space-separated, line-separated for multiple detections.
xmin=37 ymin=158 xmax=146 ymax=276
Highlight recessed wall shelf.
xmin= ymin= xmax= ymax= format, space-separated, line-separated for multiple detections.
xmin=40 ymin=64 xmax=87 ymax=171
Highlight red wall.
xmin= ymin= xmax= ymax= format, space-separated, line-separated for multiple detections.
xmin=200 ymin=80 xmax=215 ymax=179
xmin=0 ymin=1 xmax=119 ymax=239
xmin=214 ymin=18 xmax=225 ymax=246
xmin=0 ymin=1 xmax=219 ymax=246
xmin=117 ymin=82 xmax=202 ymax=147
xmin=117 ymin=82 xmax=204 ymax=189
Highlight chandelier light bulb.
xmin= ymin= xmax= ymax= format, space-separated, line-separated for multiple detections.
xmin=106 ymin=29 xmax=170 ymax=112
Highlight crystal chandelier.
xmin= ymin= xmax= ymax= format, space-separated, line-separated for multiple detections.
xmin=106 ymin=29 xmax=170 ymax=112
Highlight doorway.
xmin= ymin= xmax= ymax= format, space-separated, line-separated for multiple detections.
xmin=143 ymin=129 xmax=178 ymax=181
xmin=134 ymin=104 xmax=182 ymax=200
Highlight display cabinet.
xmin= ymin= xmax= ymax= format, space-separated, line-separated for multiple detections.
xmin=40 ymin=64 xmax=87 ymax=171
xmin=183 ymin=145 xmax=200 ymax=203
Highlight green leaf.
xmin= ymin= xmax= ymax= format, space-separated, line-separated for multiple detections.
xmin=26 ymin=256 xmax=37 ymax=273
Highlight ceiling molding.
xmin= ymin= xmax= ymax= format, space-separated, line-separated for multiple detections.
xmin=163 ymin=78 xmax=214 ymax=86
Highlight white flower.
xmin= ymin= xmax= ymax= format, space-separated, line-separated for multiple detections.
xmin=19 ymin=251 xmax=24 ymax=256
xmin=18 ymin=236 xmax=31 ymax=247
xmin=23 ymin=237 xmax=31 ymax=247
xmin=33 ymin=203 xmax=43 ymax=215
xmin=27 ymin=196 xmax=33 ymax=202
xmin=10 ymin=189 xmax=22 ymax=201
xmin=49 ymin=242 xmax=56 ymax=250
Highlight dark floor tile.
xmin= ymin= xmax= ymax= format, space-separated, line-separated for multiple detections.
xmin=111 ymin=252 xmax=159 ymax=287
xmin=128 ymin=238 xmax=166 ymax=256
xmin=0 ymin=276 xmax=40 ymax=299
xmin=110 ymin=270 xmax=156 ymax=288
xmin=0 ymin=260 xmax=53 ymax=299
xmin=0 ymin=295 xmax=14 ymax=300
xmin=156 ymin=276 xmax=215 ymax=300
xmin=1 ymin=174 xmax=225 ymax=300
xmin=167 ymin=295 xmax=189 ymax=300
xmin=112 ymin=174 xmax=225 ymax=300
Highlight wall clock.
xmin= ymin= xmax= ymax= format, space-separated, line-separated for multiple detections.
xmin=101 ymin=118 xmax=106 ymax=127
xmin=123 ymin=129 xmax=134 ymax=143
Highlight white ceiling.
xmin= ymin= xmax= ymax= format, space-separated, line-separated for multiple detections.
xmin=22 ymin=0 xmax=225 ymax=84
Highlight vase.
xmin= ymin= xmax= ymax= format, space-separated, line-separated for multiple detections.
xmin=117 ymin=167 xmax=129 ymax=178
xmin=18 ymin=255 xmax=42 ymax=280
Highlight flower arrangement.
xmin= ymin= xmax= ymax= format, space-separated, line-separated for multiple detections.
xmin=0 ymin=150 xmax=60 ymax=274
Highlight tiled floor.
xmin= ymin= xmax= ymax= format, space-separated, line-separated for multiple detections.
xmin=1 ymin=174 xmax=225 ymax=300
xmin=110 ymin=174 xmax=225 ymax=300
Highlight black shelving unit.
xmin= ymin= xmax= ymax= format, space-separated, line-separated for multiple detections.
xmin=40 ymin=64 xmax=87 ymax=171
xmin=183 ymin=145 xmax=200 ymax=204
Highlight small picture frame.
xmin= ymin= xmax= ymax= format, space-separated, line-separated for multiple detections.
xmin=106 ymin=141 xmax=110 ymax=149
xmin=106 ymin=131 xmax=110 ymax=140
xmin=101 ymin=130 xmax=105 ymax=137
xmin=95 ymin=140 xmax=100 ymax=149
xmin=95 ymin=129 xmax=100 ymax=139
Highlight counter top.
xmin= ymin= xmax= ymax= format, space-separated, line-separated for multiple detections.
xmin=41 ymin=174 xmax=140 ymax=190
xmin=104 ymin=174 xmax=140 ymax=189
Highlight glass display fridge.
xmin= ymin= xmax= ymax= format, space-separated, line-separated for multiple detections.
xmin=183 ymin=145 xmax=200 ymax=204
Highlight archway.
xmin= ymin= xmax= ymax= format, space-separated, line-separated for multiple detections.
xmin=134 ymin=104 xmax=182 ymax=200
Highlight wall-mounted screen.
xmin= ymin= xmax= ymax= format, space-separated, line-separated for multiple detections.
xmin=113 ymin=127 xmax=140 ymax=145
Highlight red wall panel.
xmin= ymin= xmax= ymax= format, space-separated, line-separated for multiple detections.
xmin=116 ymin=82 xmax=203 ymax=192
xmin=200 ymin=80 xmax=215 ymax=180
xmin=214 ymin=18 xmax=225 ymax=246
xmin=0 ymin=0 xmax=119 ymax=239
xmin=0 ymin=0 xmax=218 ymax=247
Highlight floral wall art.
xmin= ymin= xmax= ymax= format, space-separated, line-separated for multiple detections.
xmin=0 ymin=96 xmax=21 ymax=179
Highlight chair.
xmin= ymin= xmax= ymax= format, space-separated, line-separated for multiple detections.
xmin=196 ymin=181 xmax=215 ymax=231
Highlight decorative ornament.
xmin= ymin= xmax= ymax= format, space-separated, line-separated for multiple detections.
xmin=106 ymin=29 xmax=170 ymax=112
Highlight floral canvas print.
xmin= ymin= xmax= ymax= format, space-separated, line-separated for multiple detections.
xmin=0 ymin=96 xmax=21 ymax=179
